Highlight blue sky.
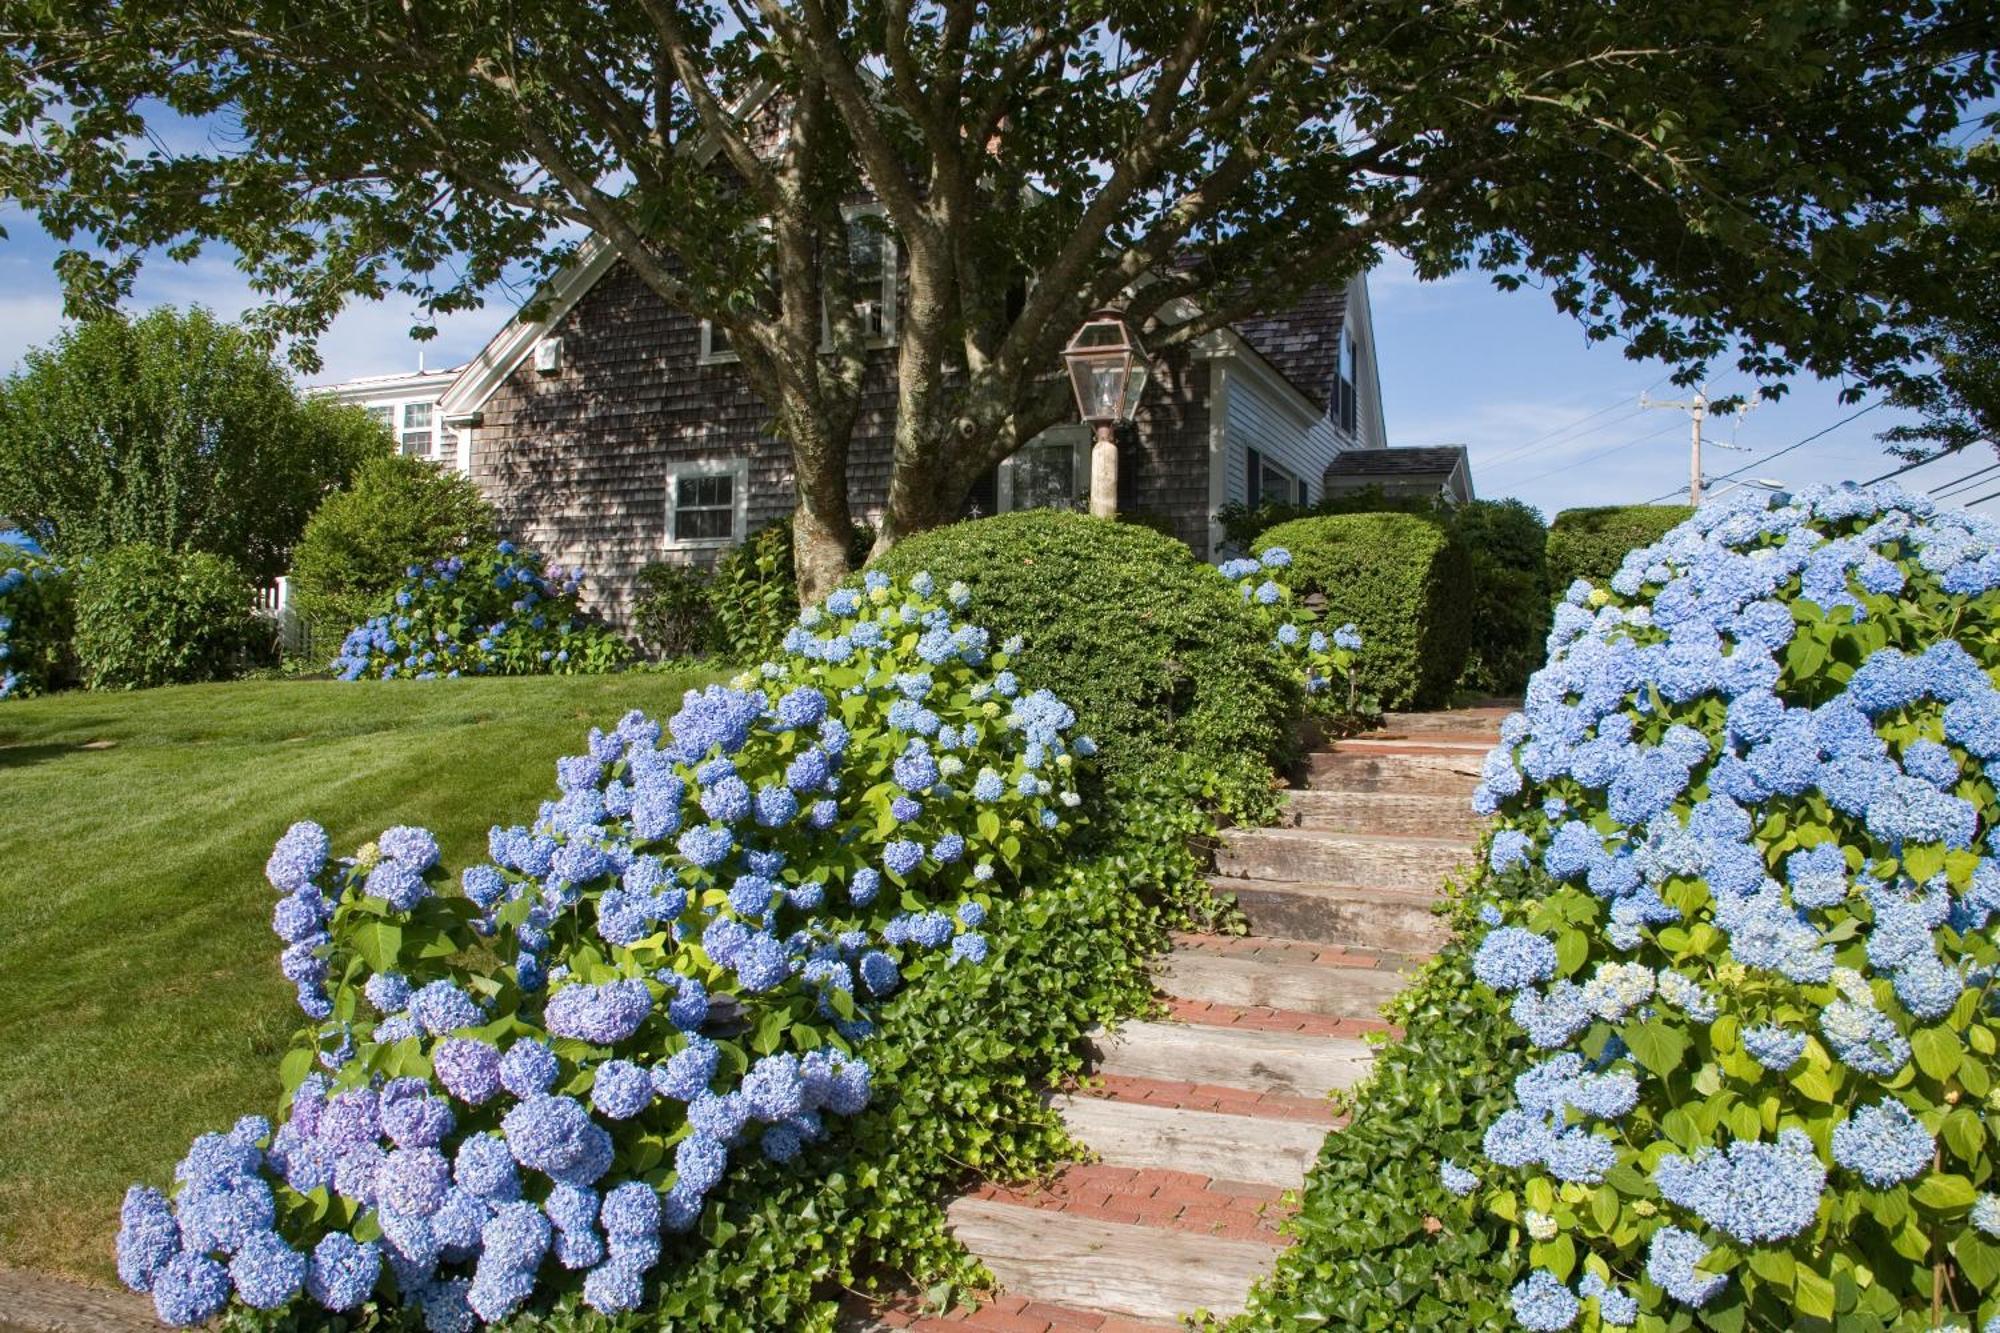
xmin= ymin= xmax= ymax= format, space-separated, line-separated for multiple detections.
xmin=0 ymin=205 xmax=1982 ymax=520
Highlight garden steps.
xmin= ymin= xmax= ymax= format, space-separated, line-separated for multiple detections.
xmin=858 ymin=704 xmax=1509 ymax=1329
xmin=1303 ymin=745 xmax=1483 ymax=795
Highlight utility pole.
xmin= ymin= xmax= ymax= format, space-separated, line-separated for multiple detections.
xmin=1641 ymin=390 xmax=1708 ymax=506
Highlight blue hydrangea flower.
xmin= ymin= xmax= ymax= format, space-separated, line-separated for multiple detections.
xmin=1646 ymin=1225 xmax=1726 ymax=1307
xmin=1472 ymin=928 xmax=1557 ymax=993
xmin=1831 ymin=1099 xmax=1934 ymax=1187
xmin=305 ymin=1231 xmax=380 ymax=1311
xmin=1509 ymin=1269 xmax=1579 ymax=1331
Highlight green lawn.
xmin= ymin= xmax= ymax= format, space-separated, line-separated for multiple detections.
xmin=0 ymin=671 xmax=721 ymax=1282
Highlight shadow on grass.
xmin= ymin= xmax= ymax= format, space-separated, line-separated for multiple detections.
xmin=0 ymin=740 xmax=116 ymax=770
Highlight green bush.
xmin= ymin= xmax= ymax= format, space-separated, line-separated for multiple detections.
xmin=330 ymin=543 xmax=631 ymax=678
xmin=633 ymin=561 xmax=719 ymax=659
xmin=1253 ymin=513 xmax=1472 ymax=710
xmin=709 ymin=515 xmax=873 ymax=661
xmin=1544 ymin=504 xmax=1693 ymax=591
xmin=72 ymin=542 xmax=259 ymax=690
xmin=0 ymin=544 xmax=75 ymax=698
xmin=0 ymin=307 xmax=385 ymax=582
xmin=873 ymin=511 xmax=1298 ymax=817
xmin=288 ymin=453 xmax=495 ymax=642
xmin=1452 ymin=500 xmax=1550 ymax=698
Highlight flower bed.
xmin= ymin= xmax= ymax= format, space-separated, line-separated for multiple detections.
xmin=113 ymin=569 xmax=1209 ymax=1329
xmin=332 ymin=543 xmax=630 ymax=680
xmin=1453 ymin=484 xmax=2000 ymax=1329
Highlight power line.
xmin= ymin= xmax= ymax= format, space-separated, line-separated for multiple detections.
xmin=1640 ymin=402 xmax=1885 ymax=503
xmin=1505 ymin=417 xmax=1686 ymax=489
xmin=1859 ymin=437 xmax=1973 ymax=487
xmin=1931 ymin=460 xmax=2000 ymax=499
xmin=1477 ymin=374 xmax=1673 ymax=473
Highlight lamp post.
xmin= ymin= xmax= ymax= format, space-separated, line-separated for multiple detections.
xmin=1062 ymin=310 xmax=1150 ymax=519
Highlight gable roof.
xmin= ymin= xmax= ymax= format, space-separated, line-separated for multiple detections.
xmin=1234 ymin=286 xmax=1346 ymax=413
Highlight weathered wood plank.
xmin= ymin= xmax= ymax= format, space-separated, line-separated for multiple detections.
xmin=1153 ymin=950 xmax=1409 ymax=1020
xmin=1054 ymin=1095 xmax=1327 ymax=1189
xmin=1088 ymin=1021 xmax=1374 ymax=1098
xmin=943 ymin=1199 xmax=1277 ymax=1320
xmin=1217 ymin=878 xmax=1453 ymax=954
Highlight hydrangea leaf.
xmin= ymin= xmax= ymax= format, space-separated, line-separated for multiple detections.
xmin=1793 ymin=1263 xmax=1837 ymax=1320
xmin=350 ymin=919 xmax=402 ymax=974
xmin=1746 ymin=1246 xmax=1795 ymax=1287
xmin=1624 ymin=1020 xmax=1688 ymax=1078
xmin=1912 ymin=1026 xmax=1963 ymax=1082
xmin=1912 ymin=1173 xmax=1977 ymax=1210
xmin=1952 ymin=1232 xmax=2000 ymax=1290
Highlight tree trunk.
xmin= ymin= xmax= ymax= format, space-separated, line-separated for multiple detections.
xmin=787 ymin=407 xmax=857 ymax=607
xmin=868 ymin=242 xmax=958 ymax=561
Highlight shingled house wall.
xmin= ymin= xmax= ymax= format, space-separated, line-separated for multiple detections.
xmin=468 ymin=259 xmax=1219 ymax=625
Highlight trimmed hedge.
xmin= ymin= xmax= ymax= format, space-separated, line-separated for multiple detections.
xmin=72 ymin=542 xmax=259 ymax=690
xmin=873 ymin=511 xmax=1298 ymax=817
xmin=1252 ymin=513 xmax=1472 ymax=710
xmin=710 ymin=516 xmax=873 ymax=662
xmin=1544 ymin=504 xmax=1692 ymax=591
xmin=1451 ymin=499 xmax=1549 ymax=698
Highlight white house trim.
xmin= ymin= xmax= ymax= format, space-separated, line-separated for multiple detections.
xmin=663 ymin=455 xmax=753 ymax=550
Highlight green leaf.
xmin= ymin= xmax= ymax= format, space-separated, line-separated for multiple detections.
xmin=1956 ymin=1231 xmax=2000 ymax=1290
xmin=351 ymin=920 xmax=403 ymax=974
xmin=1944 ymin=1105 xmax=1987 ymax=1162
xmin=1625 ymin=1019 xmax=1689 ymax=1077
xmin=278 ymin=1044 xmax=316 ymax=1095
xmin=1913 ymin=1173 xmax=1977 ymax=1210
xmin=1748 ymin=1247 xmax=1795 ymax=1287
xmin=1793 ymin=1264 xmax=1836 ymax=1320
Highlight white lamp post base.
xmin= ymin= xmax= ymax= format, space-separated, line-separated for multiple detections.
xmin=1089 ymin=425 xmax=1118 ymax=518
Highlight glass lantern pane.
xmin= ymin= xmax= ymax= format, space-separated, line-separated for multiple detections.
xmin=1121 ymin=361 xmax=1151 ymax=420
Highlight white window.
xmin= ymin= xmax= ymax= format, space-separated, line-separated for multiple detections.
xmin=1247 ymin=447 xmax=1308 ymax=508
xmin=665 ymin=459 xmax=750 ymax=548
xmin=399 ymin=402 xmax=436 ymax=458
xmin=699 ymin=318 xmax=737 ymax=364
xmin=364 ymin=404 xmax=395 ymax=430
xmin=998 ymin=426 xmax=1089 ymax=513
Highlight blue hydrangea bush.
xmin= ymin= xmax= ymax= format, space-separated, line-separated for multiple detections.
xmin=119 ymin=569 xmax=1090 ymax=1328
xmin=1218 ymin=547 xmax=1366 ymax=711
xmin=332 ymin=542 xmax=631 ymax=680
xmin=1455 ymin=483 xmax=2000 ymax=1331
xmin=0 ymin=543 xmax=71 ymax=698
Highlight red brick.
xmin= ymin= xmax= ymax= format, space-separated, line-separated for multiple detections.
xmin=1021 ymin=1304 xmax=1104 ymax=1330
xmin=959 ymin=1310 xmax=1049 ymax=1333
xmin=1129 ymin=1167 xmax=1210 ymax=1192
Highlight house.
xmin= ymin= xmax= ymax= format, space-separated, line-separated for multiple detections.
xmin=309 ymin=105 xmax=1465 ymax=625
xmin=313 ymin=366 xmax=470 ymax=470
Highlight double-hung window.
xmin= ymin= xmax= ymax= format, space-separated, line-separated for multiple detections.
xmin=997 ymin=425 xmax=1089 ymax=513
xmin=699 ymin=207 xmax=898 ymax=361
xmin=665 ymin=459 xmax=749 ymax=549
xmin=1333 ymin=330 xmax=1361 ymax=436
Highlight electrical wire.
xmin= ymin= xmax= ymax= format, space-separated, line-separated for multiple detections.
xmin=1930 ymin=460 xmax=2000 ymax=499
xmin=1503 ymin=417 xmax=1686 ymax=489
xmin=1639 ymin=402 xmax=1886 ymax=503
xmin=1475 ymin=373 xmax=1673 ymax=474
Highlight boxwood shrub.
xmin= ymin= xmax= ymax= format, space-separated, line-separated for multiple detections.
xmin=872 ymin=511 xmax=1299 ymax=817
xmin=1544 ymin=504 xmax=1693 ymax=593
xmin=72 ymin=542 xmax=259 ymax=690
xmin=1253 ymin=513 xmax=1472 ymax=710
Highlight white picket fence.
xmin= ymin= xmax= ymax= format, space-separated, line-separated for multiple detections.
xmin=252 ymin=576 xmax=317 ymax=659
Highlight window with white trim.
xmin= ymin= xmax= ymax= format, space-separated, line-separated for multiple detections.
xmin=665 ymin=459 xmax=750 ymax=548
xmin=1247 ymin=447 xmax=1308 ymax=508
xmin=699 ymin=208 xmax=897 ymax=362
xmin=997 ymin=425 xmax=1089 ymax=512
xmin=399 ymin=402 xmax=436 ymax=458
xmin=1333 ymin=330 xmax=1360 ymax=436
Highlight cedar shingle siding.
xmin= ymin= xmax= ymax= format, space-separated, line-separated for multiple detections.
xmin=470 ymin=258 xmax=1218 ymax=624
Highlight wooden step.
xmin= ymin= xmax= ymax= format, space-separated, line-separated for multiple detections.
xmin=1335 ymin=736 xmax=1493 ymax=755
xmin=1215 ymin=826 xmax=1472 ymax=888
xmin=1087 ymin=1020 xmax=1374 ymax=1099
xmin=1217 ymin=879 xmax=1452 ymax=953
xmin=1054 ymin=1095 xmax=1327 ymax=1190
xmin=1156 ymin=945 xmax=1411 ymax=1019
xmin=1377 ymin=706 xmax=1514 ymax=739
xmin=1304 ymin=747 xmax=1483 ymax=795
xmin=1284 ymin=788 xmax=1482 ymax=838
xmin=944 ymin=1198 xmax=1277 ymax=1321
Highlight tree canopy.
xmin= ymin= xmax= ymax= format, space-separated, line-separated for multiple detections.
xmin=0 ymin=307 xmax=386 ymax=581
xmin=3 ymin=1 xmax=1994 ymax=595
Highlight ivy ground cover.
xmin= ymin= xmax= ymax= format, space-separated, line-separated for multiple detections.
xmin=0 ymin=671 xmax=719 ymax=1282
